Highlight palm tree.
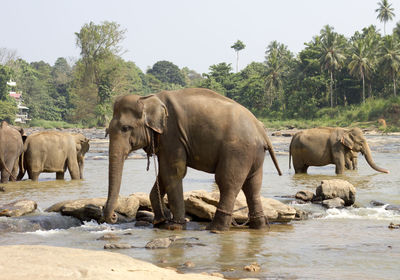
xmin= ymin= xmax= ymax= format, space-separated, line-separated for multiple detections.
xmin=317 ymin=25 xmax=346 ymax=107
xmin=348 ymin=39 xmax=374 ymax=103
xmin=264 ymin=41 xmax=293 ymax=107
xmin=375 ymin=0 xmax=395 ymax=35
xmin=231 ymin=40 xmax=246 ymax=73
xmin=379 ymin=35 xmax=400 ymax=97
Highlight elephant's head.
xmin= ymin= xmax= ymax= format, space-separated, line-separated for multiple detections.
xmin=73 ymin=134 xmax=90 ymax=179
xmin=103 ymin=94 xmax=168 ymax=224
xmin=341 ymin=128 xmax=389 ymax=173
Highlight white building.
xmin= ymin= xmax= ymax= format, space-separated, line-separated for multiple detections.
xmin=7 ymin=80 xmax=30 ymax=124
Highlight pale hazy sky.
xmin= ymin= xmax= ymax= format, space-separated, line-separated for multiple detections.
xmin=1 ymin=0 xmax=400 ymax=74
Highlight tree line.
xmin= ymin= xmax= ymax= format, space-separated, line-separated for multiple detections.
xmin=0 ymin=1 xmax=399 ymax=127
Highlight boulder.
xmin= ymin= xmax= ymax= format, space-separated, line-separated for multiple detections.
xmin=315 ymin=179 xmax=356 ymax=206
xmin=385 ymin=205 xmax=400 ymax=211
xmin=130 ymin=193 xmax=152 ymax=210
xmin=0 ymin=200 xmax=37 ymax=217
xmin=45 ymin=196 xmax=139 ymax=222
xmin=295 ymin=190 xmax=315 ymax=202
xmin=322 ymin=197 xmax=345 ymax=209
xmin=184 ymin=190 xmax=296 ymax=223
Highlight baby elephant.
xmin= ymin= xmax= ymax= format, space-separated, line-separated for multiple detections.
xmin=18 ymin=131 xmax=90 ymax=181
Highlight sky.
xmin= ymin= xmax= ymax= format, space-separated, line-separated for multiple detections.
xmin=1 ymin=0 xmax=400 ymax=74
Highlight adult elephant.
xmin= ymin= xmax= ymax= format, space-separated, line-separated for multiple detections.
xmin=289 ymin=127 xmax=389 ymax=174
xmin=103 ymin=88 xmax=282 ymax=231
xmin=0 ymin=121 xmax=24 ymax=183
xmin=18 ymin=131 xmax=90 ymax=181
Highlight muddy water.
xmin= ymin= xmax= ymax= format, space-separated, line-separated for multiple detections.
xmin=0 ymin=134 xmax=399 ymax=279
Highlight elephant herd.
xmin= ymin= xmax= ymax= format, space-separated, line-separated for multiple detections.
xmin=0 ymin=88 xmax=389 ymax=231
xmin=0 ymin=121 xmax=89 ymax=183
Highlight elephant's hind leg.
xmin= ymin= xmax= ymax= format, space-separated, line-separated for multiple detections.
xmin=210 ymin=158 xmax=249 ymax=231
xmin=242 ymin=166 xmax=265 ymax=229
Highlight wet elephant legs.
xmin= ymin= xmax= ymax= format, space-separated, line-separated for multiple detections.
xmin=210 ymin=157 xmax=252 ymax=231
xmin=242 ymin=165 xmax=266 ymax=229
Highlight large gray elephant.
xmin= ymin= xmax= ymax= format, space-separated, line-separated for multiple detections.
xmin=103 ymin=88 xmax=282 ymax=231
xmin=0 ymin=121 xmax=24 ymax=183
xmin=18 ymin=131 xmax=90 ymax=181
xmin=289 ymin=127 xmax=389 ymax=174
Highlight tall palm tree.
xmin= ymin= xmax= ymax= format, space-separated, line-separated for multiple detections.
xmin=375 ymin=0 xmax=395 ymax=35
xmin=264 ymin=41 xmax=293 ymax=107
xmin=379 ymin=35 xmax=400 ymax=97
xmin=348 ymin=39 xmax=374 ymax=103
xmin=231 ymin=40 xmax=246 ymax=73
xmin=317 ymin=25 xmax=346 ymax=107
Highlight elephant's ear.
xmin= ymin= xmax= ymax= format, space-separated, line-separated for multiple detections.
xmin=341 ymin=131 xmax=354 ymax=149
xmin=139 ymin=95 xmax=168 ymax=134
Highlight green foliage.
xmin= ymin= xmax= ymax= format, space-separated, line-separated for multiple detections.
xmin=147 ymin=61 xmax=186 ymax=86
xmin=0 ymin=65 xmax=11 ymax=100
xmin=0 ymin=98 xmax=18 ymax=123
xmin=29 ymin=119 xmax=82 ymax=129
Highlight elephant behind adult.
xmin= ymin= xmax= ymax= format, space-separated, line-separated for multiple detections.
xmin=18 ymin=131 xmax=90 ymax=181
xmin=103 ymin=88 xmax=282 ymax=231
xmin=0 ymin=121 xmax=24 ymax=183
xmin=289 ymin=127 xmax=388 ymax=174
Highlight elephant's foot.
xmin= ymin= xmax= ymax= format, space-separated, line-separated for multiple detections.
xmin=153 ymin=220 xmax=185 ymax=230
xmin=208 ymin=209 xmax=232 ymax=231
xmin=248 ymin=215 xmax=266 ymax=229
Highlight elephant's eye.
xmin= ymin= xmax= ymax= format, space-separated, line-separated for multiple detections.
xmin=121 ymin=125 xmax=132 ymax=133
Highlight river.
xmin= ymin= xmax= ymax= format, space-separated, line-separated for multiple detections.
xmin=0 ymin=132 xmax=399 ymax=279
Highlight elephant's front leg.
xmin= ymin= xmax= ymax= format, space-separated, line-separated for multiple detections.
xmin=151 ymin=158 xmax=187 ymax=230
xmin=333 ymin=154 xmax=346 ymax=174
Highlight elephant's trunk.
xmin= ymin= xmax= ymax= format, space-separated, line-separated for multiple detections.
xmin=362 ymin=143 xmax=389 ymax=174
xmin=103 ymin=147 xmax=125 ymax=224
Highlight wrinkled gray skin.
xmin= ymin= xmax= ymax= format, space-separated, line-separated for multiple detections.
xmin=0 ymin=121 xmax=24 ymax=183
xmin=103 ymin=88 xmax=282 ymax=231
xmin=289 ymin=127 xmax=389 ymax=174
xmin=345 ymin=149 xmax=358 ymax=170
xmin=18 ymin=131 xmax=89 ymax=181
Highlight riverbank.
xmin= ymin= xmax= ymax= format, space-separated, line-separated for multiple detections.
xmin=0 ymin=245 xmax=228 ymax=280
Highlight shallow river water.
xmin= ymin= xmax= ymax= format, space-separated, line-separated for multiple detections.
xmin=0 ymin=134 xmax=399 ymax=279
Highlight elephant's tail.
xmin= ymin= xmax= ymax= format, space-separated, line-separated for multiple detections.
xmin=17 ymin=152 xmax=25 ymax=180
xmin=0 ymin=154 xmax=16 ymax=181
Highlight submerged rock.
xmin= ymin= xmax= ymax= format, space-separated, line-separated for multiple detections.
xmin=0 ymin=200 xmax=37 ymax=217
xmin=243 ymin=262 xmax=261 ymax=272
xmin=385 ymin=205 xmax=400 ymax=211
xmin=315 ymin=179 xmax=356 ymax=206
xmin=104 ymin=243 xmax=133 ymax=249
xmin=145 ymin=236 xmax=179 ymax=249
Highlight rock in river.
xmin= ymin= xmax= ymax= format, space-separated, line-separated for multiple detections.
xmin=46 ymin=196 xmax=139 ymax=223
xmin=183 ymin=190 xmax=296 ymax=224
xmin=0 ymin=200 xmax=37 ymax=217
xmin=315 ymin=179 xmax=356 ymax=206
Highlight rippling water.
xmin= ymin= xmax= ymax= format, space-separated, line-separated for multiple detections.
xmin=0 ymin=134 xmax=399 ymax=279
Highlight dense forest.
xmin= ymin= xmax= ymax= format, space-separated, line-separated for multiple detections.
xmin=1 ymin=1 xmax=400 ymax=130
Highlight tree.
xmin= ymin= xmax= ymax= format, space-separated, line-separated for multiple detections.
xmin=264 ymin=41 xmax=294 ymax=108
xmin=348 ymin=38 xmax=374 ymax=103
xmin=375 ymin=0 xmax=395 ymax=35
xmin=147 ymin=60 xmax=185 ymax=86
xmin=379 ymin=35 xmax=400 ymax=97
xmin=317 ymin=25 xmax=346 ymax=107
xmin=201 ymin=63 xmax=234 ymax=96
xmin=231 ymin=40 xmax=246 ymax=72
xmin=74 ymin=21 xmax=127 ymax=125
